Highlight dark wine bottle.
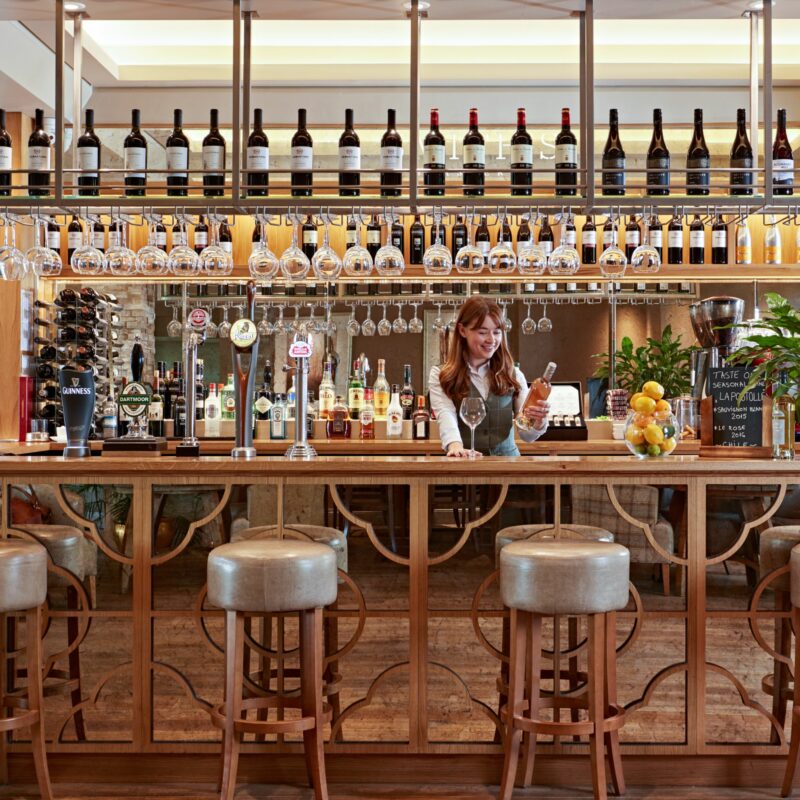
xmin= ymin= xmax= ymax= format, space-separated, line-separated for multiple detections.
xmin=338 ymin=108 xmax=361 ymax=197
xmin=193 ymin=215 xmax=208 ymax=255
xmin=302 ymin=214 xmax=318 ymax=260
xmin=667 ymin=213 xmax=683 ymax=264
xmin=410 ymin=214 xmax=425 ymax=264
xmin=648 ymin=214 xmax=663 ymax=260
xmin=366 ymin=215 xmax=382 ymax=259
xmin=0 ymin=108 xmax=11 ymax=196
xmin=463 ymin=107 xmax=485 ymax=196
xmin=686 ymin=108 xmax=710 ymax=196
xmin=291 ymin=108 xmax=313 ymax=197
xmin=452 ymin=215 xmax=467 ymax=258
xmin=218 ymin=218 xmax=233 ymax=254
xmin=555 ymin=107 xmax=578 ymax=196
xmin=582 ymin=216 xmax=597 ymax=264
xmin=711 ymin=213 xmax=728 ymax=265
xmin=46 ymin=216 xmax=60 ymax=253
xmin=380 ymin=108 xmax=403 ymax=198
xmin=124 ymin=109 xmax=147 ymax=196
xmin=67 ymin=215 xmax=82 ymax=262
xmin=624 ymin=216 xmax=640 ymax=261
xmin=602 ymin=108 xmax=625 ymax=196
xmin=510 ymin=107 xmax=533 ymax=196
xmin=646 ymin=109 xmax=670 ymax=196
xmin=476 ymin=215 xmax=491 ymax=263
xmin=538 ymin=215 xmax=554 ymax=256
xmin=602 ymin=216 xmax=614 ymax=251
xmin=165 ymin=108 xmax=189 ymax=197
xmin=390 ymin=219 xmax=404 ymax=253
xmin=155 ymin=220 xmax=167 ymax=251
xmin=202 ymin=108 xmax=226 ymax=197
xmin=246 ymin=107 xmax=269 ymax=197
xmin=730 ymin=108 xmax=753 ymax=196
xmin=92 ymin=220 xmax=105 ymax=252
xmin=27 ymin=108 xmax=51 ymax=197
xmin=423 ymin=107 xmax=446 ymax=196
xmin=773 ymin=107 xmax=794 ymax=196
xmin=689 ymin=214 xmax=705 ymax=265
xmin=76 ymin=108 xmax=100 ymax=196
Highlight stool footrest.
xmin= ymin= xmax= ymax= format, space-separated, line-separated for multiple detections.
xmin=762 ymin=672 xmax=794 ymax=700
xmin=209 ymin=695 xmax=332 ymax=736
xmin=245 ymin=667 xmax=343 ymax=698
xmin=0 ymin=696 xmax=39 ymax=733
xmin=508 ymin=702 xmax=625 ymax=738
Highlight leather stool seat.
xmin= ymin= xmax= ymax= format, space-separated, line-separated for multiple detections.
xmin=495 ymin=524 xmax=614 ymax=565
xmin=208 ymin=539 xmax=337 ymax=613
xmin=500 ymin=539 xmax=630 ymax=616
xmin=0 ymin=538 xmax=48 ymax=612
xmin=16 ymin=524 xmax=87 ymax=587
xmin=232 ymin=524 xmax=348 ymax=573
xmin=761 ymin=526 xmax=800 ymax=592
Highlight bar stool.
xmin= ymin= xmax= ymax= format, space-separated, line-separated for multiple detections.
xmin=498 ymin=539 xmax=630 ymax=800
xmin=0 ymin=539 xmax=53 ymax=800
xmin=782 ymin=544 xmax=800 ymax=795
xmin=207 ymin=538 xmax=338 ymax=800
xmin=759 ymin=526 xmax=800 ymax=744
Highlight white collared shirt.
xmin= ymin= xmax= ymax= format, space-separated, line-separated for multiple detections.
xmin=428 ymin=361 xmax=547 ymax=452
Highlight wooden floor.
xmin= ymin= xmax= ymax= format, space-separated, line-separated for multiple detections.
xmin=0 ymin=784 xmax=789 ymax=799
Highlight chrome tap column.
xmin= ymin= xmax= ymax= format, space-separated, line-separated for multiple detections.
xmin=284 ymin=333 xmax=317 ymax=461
xmin=230 ymin=281 xmax=259 ymax=459
xmin=176 ymin=308 xmax=209 ymax=457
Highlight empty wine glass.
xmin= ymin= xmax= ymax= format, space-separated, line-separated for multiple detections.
xmin=0 ymin=219 xmax=28 ymax=280
xmin=599 ymin=221 xmax=627 ymax=278
xmin=26 ymin=220 xmax=62 ymax=277
xmin=521 ymin=302 xmax=536 ymax=335
xmin=408 ymin=303 xmax=424 ymax=334
xmin=272 ymin=304 xmax=287 ymax=335
xmin=218 ymin=305 xmax=232 ymax=339
xmin=374 ymin=242 xmax=405 ymax=277
xmin=305 ymin=303 xmax=321 ymax=334
xmin=290 ymin=304 xmax=303 ymax=333
xmin=459 ymin=396 xmax=487 ymax=458
xmin=377 ymin=303 xmax=392 ymax=336
xmin=257 ymin=305 xmax=274 ymax=337
xmin=200 ymin=218 xmax=234 ymax=277
xmin=69 ymin=217 xmax=103 ymax=276
xmin=312 ymin=219 xmax=343 ymax=279
xmin=423 ymin=241 xmax=453 ymax=276
xmin=343 ymin=219 xmax=373 ymax=277
xmin=323 ymin=303 xmax=337 ymax=336
xmin=248 ymin=222 xmax=280 ymax=279
xmin=204 ymin=307 xmax=219 ymax=338
xmin=280 ymin=220 xmax=310 ymax=281
xmin=346 ymin=305 xmax=361 ymax=336
xmin=360 ymin=304 xmax=376 ymax=336
xmin=631 ymin=215 xmax=662 ymax=274
xmin=455 ymin=218 xmax=484 ymax=275
xmin=488 ymin=217 xmax=517 ymax=274
xmin=432 ymin=302 xmax=446 ymax=333
xmin=137 ymin=220 xmax=169 ymax=276
xmin=548 ymin=215 xmax=581 ymax=275
xmin=392 ymin=303 xmax=408 ymax=334
xmin=166 ymin=305 xmax=183 ymax=338
xmin=168 ymin=219 xmax=200 ymax=276
xmin=537 ymin=304 xmax=553 ymax=333
xmin=517 ymin=241 xmax=548 ymax=275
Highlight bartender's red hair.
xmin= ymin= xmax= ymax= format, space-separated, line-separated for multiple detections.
xmin=439 ymin=297 xmax=521 ymax=406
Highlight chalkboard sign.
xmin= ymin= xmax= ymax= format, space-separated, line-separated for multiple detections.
xmin=708 ymin=366 xmax=764 ymax=447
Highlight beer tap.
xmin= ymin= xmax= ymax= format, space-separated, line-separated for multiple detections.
xmin=230 ymin=281 xmax=260 ymax=459
xmin=176 ymin=307 xmax=209 ymax=457
xmin=283 ymin=330 xmax=316 ymax=461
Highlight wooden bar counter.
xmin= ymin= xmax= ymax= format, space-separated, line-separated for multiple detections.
xmin=0 ymin=452 xmax=794 ymax=789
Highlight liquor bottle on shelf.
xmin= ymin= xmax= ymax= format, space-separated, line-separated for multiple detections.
xmin=625 ymin=215 xmax=640 ymax=261
xmin=582 ymin=215 xmax=597 ymax=264
xmin=511 ymin=107 xmax=533 ymax=196
xmin=149 ymin=371 xmax=164 ymax=437
xmin=424 ymin=107 xmax=446 ymax=196
xmin=348 ymin=359 xmax=364 ymax=420
xmin=270 ymin=394 xmax=287 ymax=439
xmin=463 ymin=107 xmax=485 ymax=196
xmin=538 ymin=215 xmax=554 ymax=258
xmin=686 ymin=108 xmax=710 ymax=195
xmin=302 ymin=214 xmax=318 ymax=260
xmin=646 ymin=108 xmax=670 ymax=196
xmin=735 ymin=219 xmax=752 ymax=265
xmin=166 ymin=108 xmax=189 ymax=197
xmin=366 ymin=215 xmax=382 ymax=259
xmin=516 ymin=362 xmax=556 ymax=431
xmin=476 ymin=215 xmax=491 ymax=263
xmin=390 ymin=218 xmax=405 ymax=253
xmin=287 ymin=373 xmax=297 ymax=419
xmin=221 ymin=372 xmax=235 ymax=420
xmin=773 ymin=108 xmax=794 ymax=196
xmin=246 ymin=107 xmax=269 ymax=197
xmin=410 ymin=215 xmax=425 ymax=264
xmin=648 ymin=214 xmax=663 ymax=260
xmin=27 ymin=108 xmax=51 ymax=197
xmin=319 ymin=358 xmax=336 ymax=420
xmin=412 ymin=395 xmax=430 ymax=440
xmin=667 ymin=213 xmax=684 ymax=264
xmin=764 ymin=215 xmax=782 ymax=264
xmin=77 ymin=108 xmax=100 ymax=196
xmin=386 ymin=385 xmax=404 ymax=438
xmin=602 ymin=108 xmax=625 ymax=195
xmin=452 ymin=215 xmax=468 ymax=258
xmin=689 ymin=214 xmax=705 ymax=265
xmin=193 ymin=216 xmax=208 ymax=255
xmin=327 ymin=396 xmax=351 ymax=439
xmin=202 ymin=108 xmax=226 ymax=197
xmin=359 ymin=389 xmax=375 ymax=440
xmin=555 ymin=107 xmax=577 ymax=196
xmin=102 ymin=383 xmax=118 ymax=440
xmin=711 ymin=213 xmax=728 ymax=265
xmin=772 ymin=378 xmax=795 ymax=460
xmin=124 ymin=108 xmax=147 ymax=196
xmin=155 ymin=220 xmax=167 ymax=251
xmin=218 ymin=218 xmax=233 ymax=254
xmin=730 ymin=108 xmax=754 ymax=196
xmin=204 ymin=384 xmax=220 ymax=436
xmin=173 ymin=377 xmax=187 ymax=438
xmin=380 ymin=108 xmax=403 ymax=198
xmin=306 ymin=391 xmax=316 ymax=440
xmin=254 ymin=361 xmax=273 ymax=421
xmin=373 ymin=358 xmax=390 ymax=419
xmin=0 ymin=108 xmax=11 ymax=196
xmin=400 ymin=364 xmax=415 ymax=420
xmin=338 ymin=108 xmax=360 ymax=197
xmin=46 ymin=216 xmax=60 ymax=252
xmin=194 ymin=360 xmax=205 ymax=421
xmin=158 ymin=363 xmax=171 ymax=420
xmin=291 ymin=108 xmax=313 ymax=197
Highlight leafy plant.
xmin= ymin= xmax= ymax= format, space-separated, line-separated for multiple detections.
xmin=593 ymin=325 xmax=697 ymax=398
xmin=726 ymin=292 xmax=800 ymax=401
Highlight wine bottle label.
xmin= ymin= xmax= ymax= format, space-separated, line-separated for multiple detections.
xmin=78 ymin=146 xmax=99 ymax=176
xmin=689 ymin=230 xmax=704 ymax=248
xmin=0 ymin=146 xmax=11 ymax=170
xmin=627 ymin=231 xmax=640 ymax=247
xmin=166 ymin=145 xmax=188 ymax=177
xmin=194 ymin=232 xmax=208 ymax=247
xmin=773 ymin=158 xmax=794 ymax=184
xmin=380 ymin=146 xmax=403 ymax=170
xmin=646 ymin=157 xmax=670 ymax=186
xmin=28 ymin=145 xmax=50 ymax=171
xmin=602 ymin=230 xmax=614 ymax=247
xmin=291 ymin=146 xmax=313 ymax=170
xmin=765 ymin=244 xmax=781 ymax=264
xmin=668 ymin=230 xmax=683 ymax=248
xmin=109 ymin=231 xmax=121 ymax=247
xmin=124 ymin=146 xmax=147 ymax=178
xmin=565 ymin=230 xmax=577 ymax=247
xmin=730 ymin=158 xmax=753 ymax=188
xmin=156 ymin=231 xmax=167 ymax=247
xmin=424 ymin=144 xmax=445 ymax=165
xmin=247 ymin=145 xmax=269 ymax=170
xmin=220 ymin=241 xmax=233 ymax=253
xmin=583 ymin=230 xmax=596 ymax=246
xmin=346 ymin=229 xmax=357 ymax=245
xmin=650 ymin=229 xmax=663 ymax=248
xmin=367 ymin=230 xmax=381 ymax=244
xmin=511 ymin=144 xmax=533 ymax=165
xmin=463 ymin=144 xmax=486 ymax=165
xmin=148 ymin=402 xmax=163 ymax=421
xmin=602 ymin=156 xmax=625 ymax=187
xmin=540 ymin=240 xmax=553 ymax=256
xmin=555 ymin=143 xmax=577 ymax=165
xmin=478 ymin=240 xmax=491 ymax=256
xmin=173 ymin=230 xmax=187 ymax=246
xmin=303 ymin=230 xmax=318 ymax=244
xmin=736 ymin=245 xmax=752 ymax=264
xmin=92 ymin=231 xmax=104 ymax=249
xmin=47 ymin=231 xmax=60 ymax=249
xmin=712 ymin=230 xmax=727 ymax=248
xmin=67 ymin=231 xmax=82 ymax=250
xmin=339 ymin=146 xmax=361 ymax=171
xmin=686 ymin=156 xmax=710 ymax=186
xmin=202 ymin=145 xmax=224 ymax=175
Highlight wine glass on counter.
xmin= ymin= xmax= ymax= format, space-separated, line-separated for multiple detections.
xmin=0 ymin=218 xmax=28 ymax=280
xmin=280 ymin=219 xmax=311 ymax=281
xmin=459 ymin=396 xmax=486 ymax=459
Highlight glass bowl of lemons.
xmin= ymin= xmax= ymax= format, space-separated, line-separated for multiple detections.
xmin=623 ymin=381 xmax=678 ymax=459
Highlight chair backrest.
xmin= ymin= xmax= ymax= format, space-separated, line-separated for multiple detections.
xmin=571 ymin=484 xmax=659 ymax=542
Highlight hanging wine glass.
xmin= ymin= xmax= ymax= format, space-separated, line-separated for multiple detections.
xmin=521 ymin=301 xmax=536 ymax=335
xmin=392 ymin=302 xmax=408 ymax=334
xmin=517 ymin=241 xmax=548 ymax=276
xmin=290 ymin=304 xmax=303 ymax=333
xmin=200 ymin=217 xmax=234 ymax=277
xmin=71 ymin=216 xmax=104 ymax=276
xmin=257 ymin=305 xmax=274 ymax=337
xmin=631 ymin=210 xmax=662 ymax=274
xmin=312 ymin=217 xmax=343 ymax=279
xmin=26 ymin=219 xmax=62 ymax=277
xmin=248 ymin=218 xmax=280 ymax=279
xmin=106 ymin=219 xmax=137 ymax=276
xmin=547 ymin=213 xmax=580 ymax=275
xmin=280 ymin=219 xmax=310 ymax=281
xmin=455 ymin=216 xmax=484 ymax=275
xmin=137 ymin=219 xmax=169 ymax=276
xmin=360 ymin=304 xmax=376 ymax=336
xmin=272 ymin=304 xmax=287 ymax=335
xmin=374 ymin=242 xmax=405 ymax=277
xmin=217 ymin=305 xmax=232 ymax=339
xmin=0 ymin=219 xmax=28 ymax=281
xmin=324 ymin=303 xmax=337 ymax=336
xmin=432 ymin=302 xmax=446 ymax=332
xmin=166 ymin=305 xmax=183 ymax=338
xmin=305 ymin=303 xmax=321 ymax=334
xmin=499 ymin=302 xmax=512 ymax=332
xmin=488 ymin=214 xmax=517 ymax=275
xmin=168 ymin=218 xmax=200 ymax=276
xmin=599 ymin=219 xmax=628 ymax=278
xmin=408 ymin=302 xmax=424 ymax=334
xmin=377 ymin=303 xmax=392 ymax=336
xmin=204 ymin=306 xmax=219 ymax=339
xmin=343 ymin=216 xmax=373 ymax=277
xmin=346 ymin=305 xmax=361 ymax=337
xmin=537 ymin=304 xmax=553 ymax=333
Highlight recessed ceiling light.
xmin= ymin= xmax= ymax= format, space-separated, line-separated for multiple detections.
xmin=745 ymin=0 xmax=776 ymax=10
xmin=403 ymin=1 xmax=431 ymax=10
xmin=65 ymin=2 xmax=87 ymax=12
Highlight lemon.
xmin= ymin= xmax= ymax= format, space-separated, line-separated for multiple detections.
xmin=626 ymin=426 xmax=645 ymax=446
xmin=643 ymin=381 xmax=665 ymax=400
xmin=633 ymin=395 xmax=657 ymax=415
xmin=629 ymin=391 xmax=645 ymax=409
xmin=644 ymin=423 xmax=665 ymax=445
xmin=661 ymin=436 xmax=677 ymax=454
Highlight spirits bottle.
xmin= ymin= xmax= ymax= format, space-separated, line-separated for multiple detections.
xmin=221 ymin=373 xmax=236 ymax=421
xmin=319 ymin=359 xmax=336 ymax=420
xmin=254 ymin=362 xmax=273 ymax=421
xmin=205 ymin=384 xmax=220 ymax=437
xmin=173 ymin=378 xmax=187 ymax=439
xmin=736 ymin=220 xmax=752 ymax=265
xmin=772 ymin=386 xmax=795 ymax=460
xmin=327 ymin=396 xmax=351 ymax=439
xmin=412 ymin=395 xmax=430 ymax=440
xmin=373 ymin=358 xmax=390 ymax=419
xmin=400 ymin=364 xmax=415 ymax=419
xmin=348 ymin=359 xmax=364 ymax=420
xmin=270 ymin=394 xmax=287 ymax=439
xmin=386 ymin=385 xmax=404 ymax=438
xmin=515 ymin=362 xmax=556 ymax=431
xmin=359 ymin=388 xmax=375 ymax=440
xmin=149 ymin=371 xmax=164 ymax=437
xmin=765 ymin=216 xmax=782 ymax=265
xmin=102 ymin=383 xmax=118 ymax=440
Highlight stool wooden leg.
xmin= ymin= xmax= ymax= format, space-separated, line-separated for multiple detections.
xmin=568 ymin=616 xmax=581 ymax=739
xmin=255 ymin=614 xmax=273 ymax=741
xmin=604 ymin=611 xmax=625 ymax=796
xmin=588 ymin=613 xmax=608 ymax=800
xmin=66 ymin=586 xmax=86 ymax=742
xmin=0 ymin=611 xmax=7 ymax=786
xmin=782 ymin=606 xmax=800 ymax=797
xmin=520 ymin=613 xmax=542 ymax=789
xmin=498 ymin=608 xmax=529 ymax=800
xmin=324 ymin=599 xmax=342 ymax=743
xmin=300 ymin=607 xmax=328 ymax=800
xmin=773 ymin=590 xmax=792 ymax=746
xmin=26 ymin=607 xmax=53 ymax=800
xmin=495 ymin=610 xmax=509 ymax=745
xmin=219 ymin=610 xmax=244 ymax=800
